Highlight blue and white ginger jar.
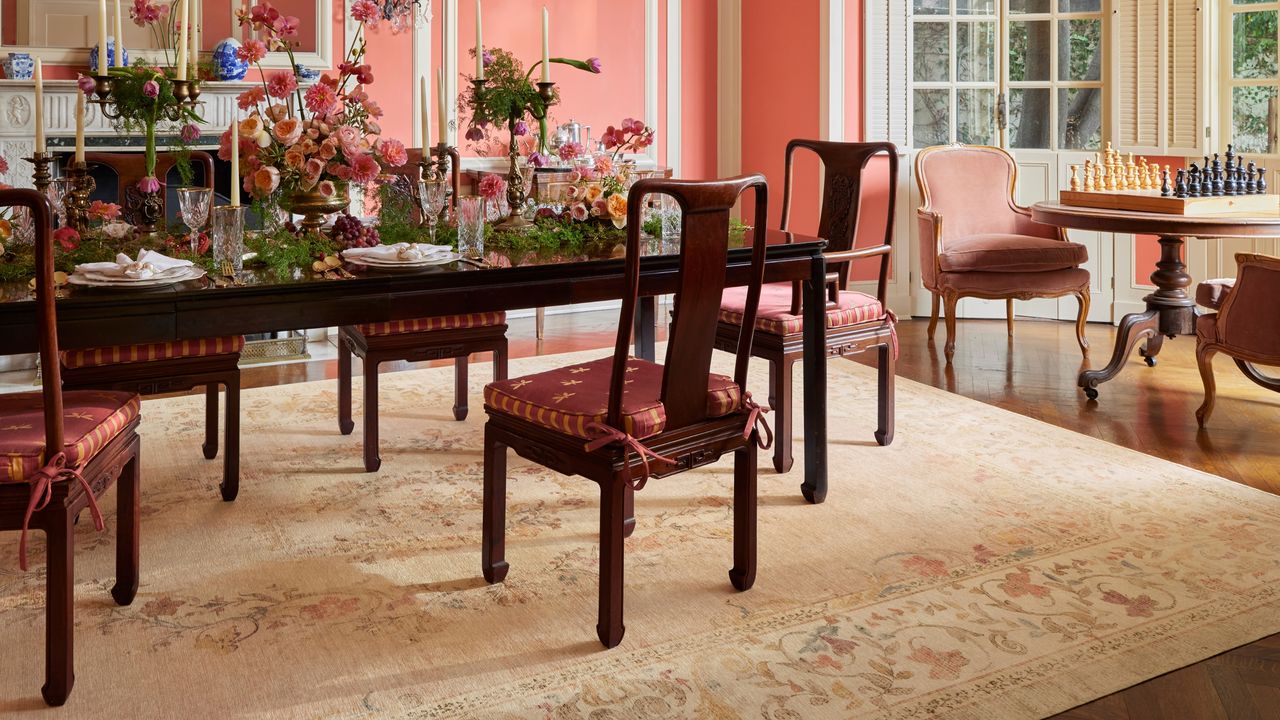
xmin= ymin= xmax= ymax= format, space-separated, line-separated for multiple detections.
xmin=87 ymin=40 xmax=127 ymax=74
xmin=2 ymin=52 xmax=36 ymax=80
xmin=213 ymin=38 xmax=250 ymax=81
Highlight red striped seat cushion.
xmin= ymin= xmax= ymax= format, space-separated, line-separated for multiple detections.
xmin=355 ymin=312 xmax=507 ymax=336
xmin=61 ymin=336 xmax=245 ymax=370
xmin=0 ymin=390 xmax=140 ymax=483
xmin=484 ymin=356 xmax=740 ymax=440
xmin=719 ymin=283 xmax=889 ymax=336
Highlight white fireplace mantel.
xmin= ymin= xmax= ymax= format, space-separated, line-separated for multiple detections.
xmin=0 ymin=79 xmax=257 ymax=187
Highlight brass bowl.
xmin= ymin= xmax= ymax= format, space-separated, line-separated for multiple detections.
xmin=281 ymin=183 xmax=350 ymax=232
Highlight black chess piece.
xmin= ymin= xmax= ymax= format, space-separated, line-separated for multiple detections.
xmin=1160 ymin=168 xmax=1171 ymax=197
xmin=1187 ymin=164 xmax=1200 ymax=197
xmin=1212 ymin=153 xmax=1225 ymax=195
xmin=1237 ymin=157 xmax=1248 ymax=193
xmin=1224 ymin=167 xmax=1236 ymax=196
xmin=1259 ymin=167 xmax=1268 ymax=194
xmin=1225 ymin=144 xmax=1235 ymax=175
xmin=1174 ymin=168 xmax=1188 ymax=199
xmin=1247 ymin=161 xmax=1257 ymax=194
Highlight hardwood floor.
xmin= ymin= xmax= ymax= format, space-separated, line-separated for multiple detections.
xmin=236 ymin=310 xmax=1279 ymax=719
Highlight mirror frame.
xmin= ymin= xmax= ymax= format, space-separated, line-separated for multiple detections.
xmin=0 ymin=0 xmax=333 ymax=71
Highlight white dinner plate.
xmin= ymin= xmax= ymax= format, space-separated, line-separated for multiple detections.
xmin=67 ymin=267 xmax=207 ymax=288
xmin=344 ymin=251 xmax=461 ymax=267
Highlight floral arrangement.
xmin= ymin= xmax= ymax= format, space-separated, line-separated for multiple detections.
xmin=222 ymin=0 xmax=411 ymax=203
xmin=601 ymin=118 xmax=655 ymax=160
xmin=0 ymin=155 xmax=11 ymax=245
xmin=128 ymin=0 xmax=180 ymax=68
xmin=560 ymin=165 xmax=632 ymax=228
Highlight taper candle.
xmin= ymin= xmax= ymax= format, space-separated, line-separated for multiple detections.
xmin=475 ymin=0 xmax=484 ymax=80
xmin=176 ymin=0 xmax=189 ymax=80
xmin=420 ymin=75 xmax=429 ymax=147
xmin=97 ymin=0 xmax=109 ymax=74
xmin=230 ymin=120 xmax=240 ymax=206
xmin=34 ymin=59 xmax=45 ymax=153
xmin=74 ymin=91 xmax=86 ymax=163
xmin=540 ymin=6 xmax=550 ymax=81
xmin=113 ymin=0 xmax=124 ymax=67
xmin=191 ymin=0 xmax=200 ymax=72
xmin=437 ymin=67 xmax=447 ymax=145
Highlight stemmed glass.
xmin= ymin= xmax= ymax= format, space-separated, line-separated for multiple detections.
xmin=177 ymin=187 xmax=213 ymax=255
xmin=417 ymin=179 xmax=448 ymax=244
xmin=46 ymin=178 xmax=70 ymax=227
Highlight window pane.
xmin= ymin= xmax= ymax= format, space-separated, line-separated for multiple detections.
xmin=1059 ymin=19 xmax=1101 ymax=81
xmin=914 ymin=89 xmax=952 ymax=146
xmin=1009 ymin=21 xmax=1051 ymax=81
xmin=1058 ymin=88 xmax=1102 ymax=149
xmin=914 ymin=22 xmax=951 ymax=82
xmin=1010 ymin=0 xmax=1050 ymax=13
xmin=957 ymin=22 xmax=996 ymax=81
xmin=1233 ymin=11 xmax=1278 ymax=79
xmin=1009 ymin=88 xmax=1052 ymax=148
xmin=1233 ymin=85 xmax=1279 ymax=153
xmin=957 ymin=0 xmax=995 ymax=14
xmin=914 ymin=0 xmax=949 ymax=15
xmin=1058 ymin=0 xmax=1101 ymax=11
xmin=957 ymin=89 xmax=996 ymax=144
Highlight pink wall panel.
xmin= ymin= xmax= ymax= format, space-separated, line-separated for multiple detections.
xmin=361 ymin=23 xmax=415 ymax=146
xmin=680 ymin=0 xmax=717 ymax=179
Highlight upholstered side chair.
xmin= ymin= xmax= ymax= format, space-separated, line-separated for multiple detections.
xmin=337 ymin=149 xmax=508 ymax=472
xmin=716 ymin=139 xmax=898 ymax=474
xmin=1194 ymin=252 xmax=1280 ymax=426
xmin=915 ymin=144 xmax=1091 ymax=362
xmin=67 ymin=151 xmax=243 ymax=501
xmin=0 ymin=189 xmax=143 ymax=706
xmin=481 ymin=175 xmax=771 ymax=648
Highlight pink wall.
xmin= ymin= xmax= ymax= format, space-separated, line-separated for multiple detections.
xmin=680 ymin=0 xmax=716 ymax=179
xmin=361 ymin=22 xmax=415 ymax=146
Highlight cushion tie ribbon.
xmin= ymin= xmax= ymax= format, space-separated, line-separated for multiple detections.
xmin=583 ymin=423 xmax=675 ymax=491
xmin=740 ymin=392 xmax=774 ymax=450
xmin=19 ymin=452 xmax=103 ymax=572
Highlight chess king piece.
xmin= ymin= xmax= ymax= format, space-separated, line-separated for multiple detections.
xmin=1247 ymin=160 xmax=1258 ymax=194
xmin=1225 ymin=144 xmax=1235 ymax=176
xmin=1174 ymin=168 xmax=1188 ymax=199
xmin=1069 ymin=165 xmax=1081 ymax=191
xmin=1160 ymin=167 xmax=1171 ymax=197
xmin=1225 ymin=162 xmax=1236 ymax=196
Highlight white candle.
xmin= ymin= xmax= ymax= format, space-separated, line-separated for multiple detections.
xmin=176 ymin=0 xmax=189 ymax=80
xmin=113 ymin=0 xmax=124 ymax=67
xmin=34 ymin=59 xmax=45 ymax=153
xmin=230 ymin=120 xmax=240 ymax=206
xmin=420 ymin=76 xmax=429 ymax=148
xmin=437 ymin=67 xmax=447 ymax=145
xmin=191 ymin=0 xmax=200 ymax=71
xmin=97 ymin=0 xmax=109 ymax=74
xmin=74 ymin=91 xmax=86 ymax=163
xmin=475 ymin=0 xmax=484 ymax=80
xmin=540 ymin=6 xmax=550 ymax=81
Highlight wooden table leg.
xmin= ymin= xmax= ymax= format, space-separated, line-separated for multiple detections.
xmin=1079 ymin=235 xmax=1196 ymax=399
xmin=633 ymin=295 xmax=657 ymax=362
xmin=800 ymin=254 xmax=828 ymax=504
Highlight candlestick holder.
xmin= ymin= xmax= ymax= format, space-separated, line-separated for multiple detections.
xmin=63 ymin=161 xmax=95 ymax=235
xmin=89 ymin=74 xmax=201 ymax=121
xmin=24 ymin=151 xmax=56 ymax=196
xmin=422 ymin=142 xmax=462 ymax=215
xmin=470 ymin=78 xmax=557 ymax=231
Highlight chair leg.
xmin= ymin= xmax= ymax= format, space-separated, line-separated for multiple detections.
xmin=493 ymin=342 xmax=509 ymax=382
xmin=221 ymin=375 xmax=241 ymax=501
xmin=481 ymin=424 xmax=509 ymax=583
xmin=771 ymin=358 xmax=794 ymax=474
xmin=337 ymin=332 xmax=354 ymax=435
xmin=111 ymin=452 xmax=140 ymax=606
xmin=201 ymin=384 xmax=219 ymax=459
xmin=943 ymin=291 xmax=960 ymax=364
xmin=1196 ymin=344 xmax=1218 ymax=427
xmin=453 ymin=356 xmax=469 ymax=421
xmin=362 ymin=359 xmax=381 ymax=472
xmin=1074 ymin=288 xmax=1091 ymax=357
xmin=729 ymin=443 xmax=758 ymax=592
xmin=875 ymin=341 xmax=896 ymax=447
xmin=597 ymin=477 xmax=627 ymax=648
xmin=1006 ymin=299 xmax=1015 ymax=337
xmin=535 ymin=307 xmax=546 ymax=340
xmin=42 ymin=509 xmax=75 ymax=707
xmin=927 ymin=292 xmax=940 ymax=340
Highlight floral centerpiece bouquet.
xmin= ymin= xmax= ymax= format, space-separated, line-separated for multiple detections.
xmin=224 ymin=0 xmax=411 ymax=232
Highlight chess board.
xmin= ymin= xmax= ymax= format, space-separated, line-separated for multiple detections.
xmin=1059 ymin=189 xmax=1280 ymax=216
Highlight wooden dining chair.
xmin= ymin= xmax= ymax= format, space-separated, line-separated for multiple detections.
xmin=65 ymin=150 xmax=243 ymax=501
xmin=481 ymin=175 xmax=771 ymax=647
xmin=0 ymin=189 xmax=142 ymax=706
xmin=338 ymin=149 xmax=508 ymax=472
xmin=1194 ymin=252 xmax=1280 ymax=426
xmin=716 ymin=140 xmax=899 ymax=474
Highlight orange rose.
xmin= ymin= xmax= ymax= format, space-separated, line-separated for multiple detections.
xmin=606 ymin=193 xmax=628 ymax=220
xmin=584 ymin=184 xmax=603 ymax=205
xmin=284 ymin=146 xmax=307 ymax=169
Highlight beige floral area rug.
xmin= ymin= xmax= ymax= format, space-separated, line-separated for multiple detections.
xmin=2 ymin=348 xmax=1279 ymax=719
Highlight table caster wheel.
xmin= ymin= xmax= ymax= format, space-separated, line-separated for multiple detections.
xmin=1084 ymin=387 xmax=1099 ymax=400
xmin=1145 ymin=356 xmax=1157 ymax=367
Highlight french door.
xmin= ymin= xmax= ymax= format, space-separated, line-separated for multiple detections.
xmin=904 ymin=0 xmax=1112 ymax=323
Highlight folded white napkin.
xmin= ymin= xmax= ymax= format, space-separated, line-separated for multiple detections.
xmin=341 ymin=243 xmax=453 ymax=262
xmin=75 ymin=249 xmax=193 ymax=280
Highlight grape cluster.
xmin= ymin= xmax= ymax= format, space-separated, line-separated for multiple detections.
xmin=330 ymin=212 xmax=380 ymax=249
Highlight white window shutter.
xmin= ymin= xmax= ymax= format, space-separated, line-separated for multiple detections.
xmin=865 ymin=0 xmax=908 ymax=146
xmin=1110 ymin=0 xmax=1205 ymax=156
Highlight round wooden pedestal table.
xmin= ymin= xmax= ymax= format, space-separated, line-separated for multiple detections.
xmin=1030 ymin=202 xmax=1280 ymax=399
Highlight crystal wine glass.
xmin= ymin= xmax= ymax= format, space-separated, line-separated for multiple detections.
xmin=417 ymin=179 xmax=448 ymax=244
xmin=47 ymin=178 xmax=70 ymax=227
xmin=177 ymin=187 xmax=213 ymax=254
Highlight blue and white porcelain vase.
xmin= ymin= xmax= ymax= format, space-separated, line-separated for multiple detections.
xmin=87 ymin=39 xmax=127 ymax=74
xmin=294 ymin=63 xmax=320 ymax=82
xmin=212 ymin=38 xmax=250 ymax=81
xmin=1 ymin=52 xmax=35 ymax=80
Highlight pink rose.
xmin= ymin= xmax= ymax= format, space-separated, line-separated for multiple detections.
xmin=53 ymin=227 xmax=81 ymax=250
xmin=266 ymin=71 xmax=298 ymax=99
xmin=376 ymin=138 xmax=407 ymax=167
xmin=253 ymin=166 xmax=281 ymax=196
xmin=266 ymin=103 xmax=288 ymax=122
xmin=273 ymin=117 xmax=304 ymax=145
xmin=317 ymin=180 xmax=336 ymax=198
xmin=142 ymin=80 xmax=160 ymax=98
xmin=317 ymin=140 xmax=338 ymax=160
xmin=570 ymin=203 xmax=589 ymax=222
xmin=333 ymin=125 xmax=360 ymax=152
xmin=137 ymin=176 xmax=161 ymax=193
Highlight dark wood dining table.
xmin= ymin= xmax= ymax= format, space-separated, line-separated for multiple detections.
xmin=0 ymin=229 xmax=834 ymax=503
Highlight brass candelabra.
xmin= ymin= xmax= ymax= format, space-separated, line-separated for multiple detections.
xmin=418 ymin=142 xmax=462 ymax=222
xmin=24 ymin=151 xmax=56 ymax=196
xmin=62 ymin=161 xmax=96 ymax=234
xmin=89 ymin=75 xmax=201 ymax=121
xmin=471 ymin=78 xmax=556 ymax=230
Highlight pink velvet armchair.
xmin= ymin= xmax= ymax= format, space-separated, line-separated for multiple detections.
xmin=1194 ymin=253 xmax=1280 ymax=426
xmin=915 ymin=144 xmax=1091 ymax=362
